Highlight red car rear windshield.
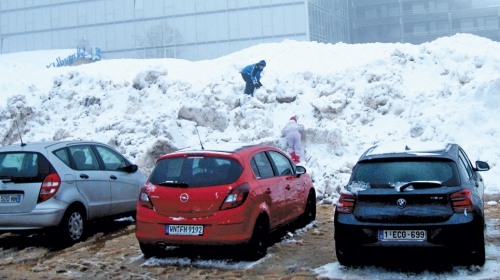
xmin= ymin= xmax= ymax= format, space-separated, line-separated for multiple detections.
xmin=149 ymin=156 xmax=243 ymax=188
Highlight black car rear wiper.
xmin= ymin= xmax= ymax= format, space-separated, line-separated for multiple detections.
xmin=396 ymin=181 xmax=442 ymax=192
xmin=156 ymin=181 xmax=189 ymax=188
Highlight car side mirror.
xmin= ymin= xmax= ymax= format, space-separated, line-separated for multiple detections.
xmin=296 ymin=166 xmax=306 ymax=178
xmin=125 ymin=164 xmax=138 ymax=173
xmin=475 ymin=161 xmax=490 ymax=171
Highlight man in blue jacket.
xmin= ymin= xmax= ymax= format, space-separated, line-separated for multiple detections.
xmin=240 ymin=60 xmax=266 ymax=96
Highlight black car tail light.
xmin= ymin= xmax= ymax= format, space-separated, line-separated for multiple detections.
xmin=336 ymin=191 xmax=356 ymax=214
xmin=220 ymin=183 xmax=250 ymax=210
xmin=450 ymin=189 xmax=473 ymax=213
xmin=138 ymin=186 xmax=154 ymax=209
xmin=38 ymin=173 xmax=61 ymax=203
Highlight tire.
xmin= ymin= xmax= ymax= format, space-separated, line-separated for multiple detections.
xmin=300 ymin=192 xmax=316 ymax=227
xmin=245 ymin=216 xmax=269 ymax=261
xmin=139 ymin=242 xmax=158 ymax=258
xmin=59 ymin=207 xmax=86 ymax=244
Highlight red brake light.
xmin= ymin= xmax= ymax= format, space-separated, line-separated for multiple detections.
xmin=138 ymin=185 xmax=154 ymax=209
xmin=450 ymin=189 xmax=474 ymax=213
xmin=336 ymin=191 xmax=356 ymax=214
xmin=38 ymin=173 xmax=61 ymax=203
xmin=220 ymin=183 xmax=250 ymax=210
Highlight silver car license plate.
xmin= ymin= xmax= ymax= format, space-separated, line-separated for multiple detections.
xmin=379 ymin=230 xmax=426 ymax=241
xmin=0 ymin=194 xmax=22 ymax=203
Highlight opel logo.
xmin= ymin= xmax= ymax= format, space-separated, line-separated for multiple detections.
xmin=180 ymin=193 xmax=189 ymax=203
xmin=397 ymin=198 xmax=407 ymax=208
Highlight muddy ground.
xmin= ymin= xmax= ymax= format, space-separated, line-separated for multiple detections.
xmin=1 ymin=197 xmax=500 ymax=280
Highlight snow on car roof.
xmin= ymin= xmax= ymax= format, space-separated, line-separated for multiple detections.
xmin=365 ymin=141 xmax=450 ymax=156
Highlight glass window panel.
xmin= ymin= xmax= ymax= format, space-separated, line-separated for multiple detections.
xmin=238 ymin=10 xmax=250 ymax=38
xmin=388 ymin=5 xmax=399 ymax=17
xmin=414 ymin=23 xmax=427 ymax=34
xmin=51 ymin=30 xmax=60 ymax=48
xmin=206 ymin=14 xmax=217 ymax=41
xmin=485 ymin=17 xmax=498 ymax=29
xmin=106 ymin=25 xmax=116 ymax=50
xmin=114 ymin=0 xmax=125 ymax=22
xmin=87 ymin=2 xmax=96 ymax=25
xmin=16 ymin=35 xmax=26 ymax=52
xmin=365 ymin=7 xmax=377 ymax=18
xmin=238 ymin=0 xmax=250 ymax=9
xmin=68 ymin=4 xmax=77 ymax=27
xmin=272 ymin=7 xmax=285 ymax=36
xmin=412 ymin=3 xmax=425 ymax=14
xmin=228 ymin=0 xmax=238 ymax=9
xmin=228 ymin=12 xmax=239 ymax=39
xmin=429 ymin=1 xmax=436 ymax=12
xmin=152 ymin=0 xmax=164 ymax=17
xmin=204 ymin=43 xmax=218 ymax=59
xmin=380 ymin=5 xmax=388 ymax=17
xmin=216 ymin=13 xmax=228 ymax=41
xmin=216 ymin=0 xmax=227 ymax=10
xmin=204 ymin=0 xmax=217 ymax=12
xmin=477 ymin=17 xmax=485 ymax=29
xmin=95 ymin=1 xmax=106 ymax=23
xmin=33 ymin=33 xmax=42 ymax=50
xmin=229 ymin=41 xmax=240 ymax=53
xmin=283 ymin=5 xmax=297 ymax=35
xmin=173 ymin=0 xmax=184 ymax=14
xmin=42 ymin=31 xmax=51 ymax=49
xmin=390 ymin=25 xmax=400 ymax=37
xmin=134 ymin=21 xmax=146 ymax=47
xmin=436 ymin=0 xmax=448 ymax=11
xmin=195 ymin=1 xmax=205 ymax=12
xmin=78 ymin=3 xmax=87 ymax=25
xmin=460 ymin=19 xmax=474 ymax=31
xmin=95 ymin=25 xmax=106 ymax=50
xmin=262 ymin=8 xmax=273 ymax=36
xmin=184 ymin=0 xmax=195 ymax=13
xmin=181 ymin=45 xmax=197 ymax=60
xmin=39 ymin=7 xmax=50 ymax=30
xmin=67 ymin=28 xmax=77 ymax=47
xmin=123 ymin=0 xmax=134 ymax=20
xmin=26 ymin=34 xmax=34 ymax=51
xmin=1 ymin=12 xmax=9 ymax=33
xmin=59 ymin=29 xmax=69 ymax=48
xmin=122 ymin=22 xmax=135 ymax=49
xmin=143 ymin=0 xmax=154 ymax=18
xmin=8 ymin=12 xmax=17 ymax=33
xmin=196 ymin=15 xmax=207 ymax=42
xmin=249 ymin=9 xmax=262 ymax=37
xmin=437 ymin=20 xmax=448 ymax=31
xmin=16 ymin=11 xmax=26 ymax=33
xmin=106 ymin=0 xmax=115 ymax=22
xmin=182 ymin=15 xmax=196 ymax=43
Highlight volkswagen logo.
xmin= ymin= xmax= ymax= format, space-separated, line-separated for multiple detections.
xmin=180 ymin=193 xmax=189 ymax=203
xmin=397 ymin=198 xmax=407 ymax=208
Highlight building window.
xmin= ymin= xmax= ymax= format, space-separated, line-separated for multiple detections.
xmin=461 ymin=19 xmax=474 ymax=31
xmin=485 ymin=17 xmax=499 ymax=29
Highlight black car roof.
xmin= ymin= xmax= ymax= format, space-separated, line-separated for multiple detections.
xmin=358 ymin=141 xmax=458 ymax=162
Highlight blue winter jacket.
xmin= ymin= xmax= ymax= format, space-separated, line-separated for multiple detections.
xmin=241 ymin=63 xmax=263 ymax=83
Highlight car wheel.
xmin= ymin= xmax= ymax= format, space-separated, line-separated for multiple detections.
xmin=300 ymin=192 xmax=316 ymax=226
xmin=470 ymin=224 xmax=486 ymax=266
xmin=245 ymin=216 xmax=269 ymax=261
xmin=139 ymin=242 xmax=158 ymax=258
xmin=59 ymin=206 xmax=86 ymax=244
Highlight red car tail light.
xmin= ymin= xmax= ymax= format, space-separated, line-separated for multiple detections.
xmin=336 ymin=191 xmax=356 ymax=214
xmin=450 ymin=189 xmax=474 ymax=213
xmin=38 ymin=173 xmax=61 ymax=203
xmin=138 ymin=186 xmax=154 ymax=209
xmin=220 ymin=183 xmax=250 ymax=210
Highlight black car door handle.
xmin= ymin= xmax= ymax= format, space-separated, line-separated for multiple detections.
xmin=110 ymin=175 xmax=117 ymax=180
xmin=80 ymin=174 xmax=89 ymax=179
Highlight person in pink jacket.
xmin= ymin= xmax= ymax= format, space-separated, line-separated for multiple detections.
xmin=281 ymin=116 xmax=304 ymax=163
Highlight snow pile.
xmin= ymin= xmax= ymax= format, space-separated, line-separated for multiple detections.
xmin=1 ymin=34 xmax=500 ymax=203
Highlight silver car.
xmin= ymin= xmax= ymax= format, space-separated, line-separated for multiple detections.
xmin=0 ymin=140 xmax=147 ymax=244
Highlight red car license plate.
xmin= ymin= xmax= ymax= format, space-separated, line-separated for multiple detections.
xmin=166 ymin=225 xmax=204 ymax=236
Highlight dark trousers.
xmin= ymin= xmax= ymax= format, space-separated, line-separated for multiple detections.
xmin=241 ymin=73 xmax=255 ymax=96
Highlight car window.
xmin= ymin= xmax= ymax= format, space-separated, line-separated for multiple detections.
xmin=352 ymin=160 xmax=460 ymax=187
xmin=68 ymin=145 xmax=100 ymax=171
xmin=53 ymin=148 xmax=71 ymax=166
xmin=0 ymin=152 xmax=53 ymax=182
xmin=268 ymin=151 xmax=294 ymax=176
xmin=458 ymin=149 xmax=473 ymax=179
xmin=149 ymin=156 xmax=243 ymax=188
xmin=94 ymin=145 xmax=128 ymax=171
xmin=251 ymin=152 xmax=274 ymax=179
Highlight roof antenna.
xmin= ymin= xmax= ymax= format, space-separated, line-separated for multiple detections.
xmin=195 ymin=126 xmax=204 ymax=150
xmin=15 ymin=120 xmax=26 ymax=147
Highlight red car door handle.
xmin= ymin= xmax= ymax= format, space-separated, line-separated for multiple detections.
xmin=285 ymin=185 xmax=291 ymax=190
xmin=265 ymin=188 xmax=272 ymax=194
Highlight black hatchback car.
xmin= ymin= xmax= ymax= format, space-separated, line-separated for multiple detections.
xmin=334 ymin=141 xmax=490 ymax=266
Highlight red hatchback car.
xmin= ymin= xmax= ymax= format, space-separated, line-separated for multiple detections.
xmin=135 ymin=144 xmax=316 ymax=260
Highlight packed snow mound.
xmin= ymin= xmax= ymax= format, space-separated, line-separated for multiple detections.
xmin=1 ymin=33 xmax=500 ymax=203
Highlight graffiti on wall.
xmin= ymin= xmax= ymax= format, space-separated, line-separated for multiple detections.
xmin=46 ymin=46 xmax=101 ymax=68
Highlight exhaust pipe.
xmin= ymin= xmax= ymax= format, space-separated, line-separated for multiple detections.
xmin=156 ymin=242 xmax=167 ymax=250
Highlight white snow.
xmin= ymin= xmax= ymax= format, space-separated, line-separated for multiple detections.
xmin=2 ymin=33 xmax=500 ymax=277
